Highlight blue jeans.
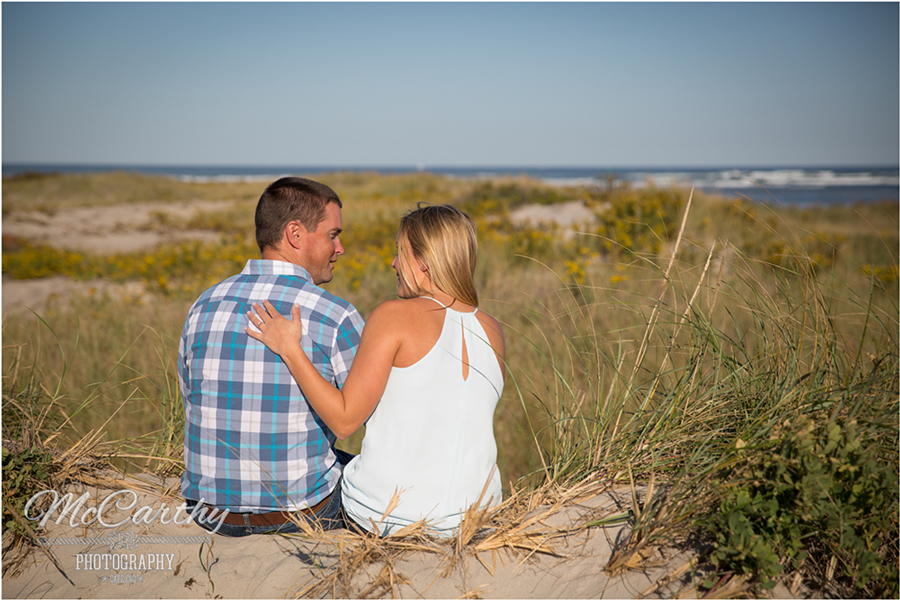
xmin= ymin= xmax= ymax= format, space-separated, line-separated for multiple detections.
xmin=185 ymin=449 xmax=353 ymax=537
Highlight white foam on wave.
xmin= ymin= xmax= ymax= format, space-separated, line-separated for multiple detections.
xmin=648 ymin=169 xmax=900 ymax=190
xmin=167 ymin=167 xmax=898 ymax=200
xmin=177 ymin=174 xmax=288 ymax=184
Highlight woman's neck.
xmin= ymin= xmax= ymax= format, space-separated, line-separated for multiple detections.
xmin=418 ymin=289 xmax=474 ymax=312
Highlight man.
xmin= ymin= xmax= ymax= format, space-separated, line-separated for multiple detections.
xmin=178 ymin=177 xmax=364 ymax=536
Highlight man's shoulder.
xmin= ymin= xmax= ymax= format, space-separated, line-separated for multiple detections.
xmin=185 ymin=269 xmax=363 ymax=327
xmin=186 ymin=272 xmax=249 ymax=310
xmin=303 ymin=283 xmax=359 ymax=314
xmin=278 ymin=280 xmax=362 ymax=326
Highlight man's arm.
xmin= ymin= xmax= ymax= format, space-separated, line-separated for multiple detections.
xmin=330 ymin=305 xmax=366 ymax=389
xmin=176 ymin=329 xmax=191 ymax=404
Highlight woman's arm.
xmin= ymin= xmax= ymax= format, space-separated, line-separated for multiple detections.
xmin=246 ymin=300 xmax=402 ymax=439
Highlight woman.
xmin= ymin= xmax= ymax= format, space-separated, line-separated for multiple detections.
xmin=246 ymin=204 xmax=505 ymax=536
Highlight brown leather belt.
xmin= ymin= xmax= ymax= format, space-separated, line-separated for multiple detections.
xmin=209 ymin=494 xmax=331 ymax=527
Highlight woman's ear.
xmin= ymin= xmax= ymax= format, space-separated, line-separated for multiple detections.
xmin=415 ymin=259 xmax=433 ymax=289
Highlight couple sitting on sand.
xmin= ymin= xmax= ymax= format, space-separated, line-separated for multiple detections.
xmin=178 ymin=177 xmax=505 ymax=537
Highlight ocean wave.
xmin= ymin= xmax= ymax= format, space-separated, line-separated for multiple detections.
xmin=611 ymin=169 xmax=899 ymax=190
xmin=175 ymin=174 xmax=286 ymax=184
xmin=3 ymin=163 xmax=897 ymax=204
xmin=705 ymin=169 xmax=899 ymax=188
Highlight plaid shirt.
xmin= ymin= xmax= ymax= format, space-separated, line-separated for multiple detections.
xmin=178 ymin=259 xmax=365 ymax=513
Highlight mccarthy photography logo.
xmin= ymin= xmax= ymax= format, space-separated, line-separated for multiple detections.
xmin=21 ymin=488 xmax=225 ymax=585
xmin=25 ymin=489 xmax=228 ymax=534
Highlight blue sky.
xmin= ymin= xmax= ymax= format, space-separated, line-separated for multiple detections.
xmin=3 ymin=2 xmax=898 ymax=167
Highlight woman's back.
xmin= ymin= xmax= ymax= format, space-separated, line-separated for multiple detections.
xmin=341 ymin=297 xmax=504 ymax=536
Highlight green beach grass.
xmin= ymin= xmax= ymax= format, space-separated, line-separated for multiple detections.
xmin=2 ymin=171 xmax=897 ymax=596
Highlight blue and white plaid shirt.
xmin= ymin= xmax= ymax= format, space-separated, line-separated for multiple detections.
xmin=178 ymin=259 xmax=365 ymax=513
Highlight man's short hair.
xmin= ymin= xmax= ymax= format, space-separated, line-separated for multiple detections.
xmin=255 ymin=177 xmax=343 ymax=253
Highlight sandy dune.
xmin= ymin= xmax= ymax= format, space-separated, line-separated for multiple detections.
xmin=3 ymin=475 xmax=707 ymax=599
xmin=2 ymin=201 xmax=237 ymax=315
xmin=3 ymin=201 xmax=236 ymax=255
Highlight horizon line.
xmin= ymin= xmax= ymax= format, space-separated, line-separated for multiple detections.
xmin=4 ymin=161 xmax=898 ymax=170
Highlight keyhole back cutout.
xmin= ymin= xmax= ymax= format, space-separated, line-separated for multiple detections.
xmin=418 ymin=296 xmax=476 ymax=381
xmin=460 ymin=321 xmax=469 ymax=381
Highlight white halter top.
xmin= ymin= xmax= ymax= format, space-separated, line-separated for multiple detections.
xmin=340 ymin=297 xmax=504 ymax=536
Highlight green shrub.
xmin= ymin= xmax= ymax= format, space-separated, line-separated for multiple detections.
xmin=457 ymin=181 xmax=584 ymax=217
xmin=594 ymin=187 xmax=685 ymax=255
xmin=705 ymin=411 xmax=899 ymax=595
xmin=2 ymin=446 xmax=53 ymax=540
xmin=2 ymin=236 xmax=257 ymax=297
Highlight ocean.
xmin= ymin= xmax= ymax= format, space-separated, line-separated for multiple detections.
xmin=3 ymin=164 xmax=897 ymax=207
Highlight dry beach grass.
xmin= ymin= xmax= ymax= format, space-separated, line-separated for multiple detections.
xmin=1 ymin=473 xmax=702 ymax=599
xmin=2 ymin=171 xmax=898 ymax=598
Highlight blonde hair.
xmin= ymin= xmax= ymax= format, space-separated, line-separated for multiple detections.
xmin=397 ymin=204 xmax=479 ymax=307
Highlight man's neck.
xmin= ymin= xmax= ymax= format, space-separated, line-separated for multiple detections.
xmin=261 ymin=248 xmax=293 ymax=263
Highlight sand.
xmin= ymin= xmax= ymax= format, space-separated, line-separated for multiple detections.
xmin=507 ymin=200 xmax=600 ymax=230
xmin=2 ymin=475 xmax=711 ymax=599
xmin=3 ymin=201 xmax=237 ymax=255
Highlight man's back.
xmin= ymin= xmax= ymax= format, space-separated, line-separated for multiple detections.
xmin=178 ymin=259 xmax=364 ymax=513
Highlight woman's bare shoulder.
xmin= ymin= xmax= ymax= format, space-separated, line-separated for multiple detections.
xmin=356 ymin=300 xmax=413 ymax=348
xmin=367 ymin=297 xmax=438 ymax=323
xmin=365 ymin=299 xmax=406 ymax=326
xmin=475 ymin=309 xmax=505 ymax=353
xmin=476 ymin=309 xmax=504 ymax=334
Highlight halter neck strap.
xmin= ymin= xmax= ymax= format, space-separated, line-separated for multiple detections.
xmin=420 ymin=296 xmax=447 ymax=308
xmin=419 ymin=296 xmax=478 ymax=314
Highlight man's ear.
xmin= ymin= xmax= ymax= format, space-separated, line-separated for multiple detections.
xmin=286 ymin=221 xmax=306 ymax=249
